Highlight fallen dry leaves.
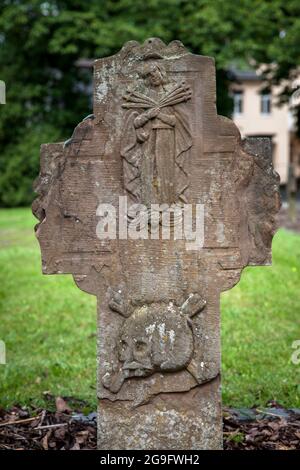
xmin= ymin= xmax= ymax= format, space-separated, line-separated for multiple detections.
xmin=223 ymin=407 xmax=300 ymax=450
xmin=0 ymin=398 xmax=299 ymax=450
xmin=0 ymin=397 xmax=96 ymax=450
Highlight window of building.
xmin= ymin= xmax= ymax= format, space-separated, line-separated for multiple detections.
xmin=260 ymin=92 xmax=271 ymax=114
xmin=233 ymin=90 xmax=243 ymax=114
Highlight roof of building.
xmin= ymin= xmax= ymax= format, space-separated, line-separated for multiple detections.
xmin=230 ymin=68 xmax=262 ymax=81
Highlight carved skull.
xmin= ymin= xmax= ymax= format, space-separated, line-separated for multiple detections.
xmin=102 ymin=292 xmax=206 ymax=393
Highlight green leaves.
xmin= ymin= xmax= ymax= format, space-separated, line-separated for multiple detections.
xmin=0 ymin=124 xmax=60 ymax=207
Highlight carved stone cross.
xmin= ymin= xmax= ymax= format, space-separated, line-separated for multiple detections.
xmin=33 ymin=38 xmax=281 ymax=450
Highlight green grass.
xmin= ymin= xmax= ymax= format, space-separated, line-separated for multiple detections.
xmin=221 ymin=225 xmax=300 ymax=407
xmin=0 ymin=208 xmax=97 ymax=410
xmin=0 ymin=207 xmax=299 ymax=410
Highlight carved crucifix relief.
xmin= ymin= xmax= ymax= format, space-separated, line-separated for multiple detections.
xmin=33 ymin=38 xmax=280 ymax=450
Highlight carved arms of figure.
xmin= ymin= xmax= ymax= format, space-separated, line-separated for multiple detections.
xmin=134 ymin=107 xmax=160 ymax=128
xmin=134 ymin=107 xmax=176 ymax=129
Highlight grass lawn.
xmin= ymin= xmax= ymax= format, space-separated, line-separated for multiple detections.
xmin=0 ymin=207 xmax=299 ymax=410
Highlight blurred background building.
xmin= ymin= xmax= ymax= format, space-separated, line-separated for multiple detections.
xmin=231 ymin=69 xmax=300 ymax=195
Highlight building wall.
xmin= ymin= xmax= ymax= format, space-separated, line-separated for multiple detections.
xmin=232 ymin=81 xmax=290 ymax=184
xmin=291 ymin=133 xmax=300 ymax=179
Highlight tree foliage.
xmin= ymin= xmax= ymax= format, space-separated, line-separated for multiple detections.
xmin=0 ymin=0 xmax=299 ymax=206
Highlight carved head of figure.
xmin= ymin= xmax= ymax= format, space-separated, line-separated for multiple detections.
xmin=142 ymin=63 xmax=167 ymax=87
xmin=102 ymin=292 xmax=206 ymax=393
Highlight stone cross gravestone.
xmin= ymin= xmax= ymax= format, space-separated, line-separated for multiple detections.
xmin=33 ymin=38 xmax=281 ymax=450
